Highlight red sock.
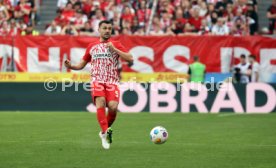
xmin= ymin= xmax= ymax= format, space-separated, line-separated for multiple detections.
xmin=107 ymin=110 xmax=117 ymax=127
xmin=97 ymin=107 xmax=108 ymax=133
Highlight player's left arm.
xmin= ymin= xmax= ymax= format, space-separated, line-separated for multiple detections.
xmin=108 ymin=42 xmax=134 ymax=63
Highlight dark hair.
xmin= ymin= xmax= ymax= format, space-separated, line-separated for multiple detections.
xmin=240 ymin=54 xmax=246 ymax=58
xmin=249 ymin=54 xmax=256 ymax=60
xmin=193 ymin=55 xmax=199 ymax=61
xmin=99 ymin=20 xmax=112 ymax=27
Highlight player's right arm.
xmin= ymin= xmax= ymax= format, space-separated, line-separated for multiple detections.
xmin=64 ymin=43 xmax=92 ymax=70
xmin=64 ymin=59 xmax=88 ymax=70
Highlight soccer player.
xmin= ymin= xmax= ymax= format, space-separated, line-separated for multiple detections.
xmin=64 ymin=20 xmax=133 ymax=149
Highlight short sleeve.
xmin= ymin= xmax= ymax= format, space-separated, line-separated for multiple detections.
xmin=114 ymin=41 xmax=128 ymax=53
xmin=253 ymin=63 xmax=260 ymax=72
xmin=267 ymin=6 xmax=272 ymax=12
xmin=82 ymin=44 xmax=92 ymax=62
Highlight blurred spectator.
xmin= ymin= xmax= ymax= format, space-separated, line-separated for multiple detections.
xmin=199 ymin=1 xmax=208 ymax=17
xmin=121 ymin=26 xmax=131 ymax=35
xmin=71 ymin=9 xmax=88 ymax=30
xmin=233 ymin=0 xmax=248 ymax=15
xmin=61 ymin=2 xmax=75 ymax=23
xmin=212 ymin=17 xmax=229 ymax=35
xmin=133 ymin=26 xmax=145 ymax=35
xmin=233 ymin=54 xmax=250 ymax=83
xmin=54 ymin=9 xmax=67 ymax=27
xmin=248 ymin=54 xmax=259 ymax=82
xmin=159 ymin=0 xmax=174 ymax=16
xmin=189 ymin=7 xmax=202 ymax=31
xmin=58 ymin=0 xmax=68 ymax=10
xmin=179 ymin=22 xmax=198 ymax=35
xmin=82 ymin=0 xmax=93 ymax=16
xmin=121 ymin=6 xmax=135 ymax=24
xmin=164 ymin=26 xmax=175 ymax=35
xmin=90 ymin=8 xmax=105 ymax=34
xmin=0 ymin=0 xmax=267 ymax=37
xmin=173 ymin=7 xmax=187 ymax=34
xmin=198 ymin=19 xmax=210 ymax=35
xmin=160 ymin=10 xmax=172 ymax=30
xmin=79 ymin=21 xmax=94 ymax=36
xmin=73 ymin=1 xmax=82 ymax=11
xmin=0 ymin=0 xmax=10 ymax=21
xmin=21 ymin=22 xmax=39 ymax=35
xmin=10 ymin=19 xmax=20 ymax=35
xmin=224 ymin=3 xmax=234 ymax=28
xmin=61 ymin=21 xmax=78 ymax=35
xmin=131 ymin=17 xmax=140 ymax=34
xmin=137 ymin=0 xmax=151 ymax=27
xmin=25 ymin=0 xmax=37 ymax=25
xmin=246 ymin=2 xmax=258 ymax=35
xmin=231 ymin=17 xmax=247 ymax=36
xmin=207 ymin=11 xmax=218 ymax=28
xmin=0 ymin=21 xmax=11 ymax=35
xmin=14 ymin=0 xmax=31 ymax=24
xmin=149 ymin=22 xmax=164 ymax=35
xmin=105 ymin=0 xmax=116 ymax=20
xmin=45 ymin=21 xmax=62 ymax=35
xmin=181 ymin=0 xmax=191 ymax=18
xmin=109 ymin=11 xmax=120 ymax=35
xmin=267 ymin=0 xmax=276 ymax=34
xmin=0 ymin=11 xmax=6 ymax=25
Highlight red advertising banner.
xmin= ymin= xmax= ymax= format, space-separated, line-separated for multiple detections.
xmin=0 ymin=35 xmax=276 ymax=75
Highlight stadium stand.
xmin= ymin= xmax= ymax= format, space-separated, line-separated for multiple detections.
xmin=0 ymin=0 xmax=276 ymax=36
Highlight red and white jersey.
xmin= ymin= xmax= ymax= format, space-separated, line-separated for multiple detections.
xmin=82 ymin=39 xmax=127 ymax=85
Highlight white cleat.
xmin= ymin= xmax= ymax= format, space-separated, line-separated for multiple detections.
xmin=99 ymin=131 xmax=110 ymax=150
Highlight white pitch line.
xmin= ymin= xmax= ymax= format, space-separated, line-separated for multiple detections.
xmin=1 ymin=140 xmax=276 ymax=148
xmin=218 ymin=113 xmax=243 ymax=117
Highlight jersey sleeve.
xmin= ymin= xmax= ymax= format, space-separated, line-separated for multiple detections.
xmin=267 ymin=6 xmax=272 ymax=12
xmin=114 ymin=41 xmax=128 ymax=53
xmin=253 ymin=63 xmax=260 ymax=72
xmin=82 ymin=44 xmax=92 ymax=62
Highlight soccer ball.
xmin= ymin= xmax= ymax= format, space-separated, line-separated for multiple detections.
xmin=150 ymin=126 xmax=168 ymax=144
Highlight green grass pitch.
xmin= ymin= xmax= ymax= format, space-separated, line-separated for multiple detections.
xmin=0 ymin=112 xmax=276 ymax=168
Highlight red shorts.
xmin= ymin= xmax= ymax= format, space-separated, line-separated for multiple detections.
xmin=91 ymin=82 xmax=120 ymax=104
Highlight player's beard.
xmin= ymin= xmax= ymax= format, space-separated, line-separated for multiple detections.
xmin=102 ymin=33 xmax=111 ymax=41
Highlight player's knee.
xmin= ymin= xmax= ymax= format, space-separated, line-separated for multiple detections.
xmin=95 ymin=97 xmax=106 ymax=108
xmin=108 ymin=103 xmax=118 ymax=112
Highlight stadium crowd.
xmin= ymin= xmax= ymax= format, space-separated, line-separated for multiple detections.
xmin=0 ymin=0 xmax=275 ymax=36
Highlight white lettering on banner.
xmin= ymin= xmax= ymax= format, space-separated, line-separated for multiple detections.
xmin=82 ymin=83 xmax=275 ymax=113
xmin=118 ymin=83 xmax=147 ymax=112
xmin=210 ymin=83 xmax=244 ymax=113
xmin=70 ymin=48 xmax=91 ymax=73
xmin=181 ymin=83 xmax=208 ymax=113
xmin=246 ymin=83 xmax=276 ymax=113
xmin=129 ymin=46 xmax=154 ymax=72
xmin=150 ymin=82 xmax=177 ymax=112
xmin=260 ymin=49 xmax=276 ymax=82
xmin=220 ymin=47 xmax=251 ymax=73
xmin=0 ymin=44 xmax=275 ymax=83
xmin=220 ymin=47 xmax=232 ymax=73
xmin=27 ymin=47 xmax=60 ymax=72
xmin=163 ymin=45 xmax=190 ymax=73
xmin=0 ymin=44 xmax=20 ymax=71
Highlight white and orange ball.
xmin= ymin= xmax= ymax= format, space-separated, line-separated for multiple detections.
xmin=150 ymin=126 xmax=168 ymax=144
